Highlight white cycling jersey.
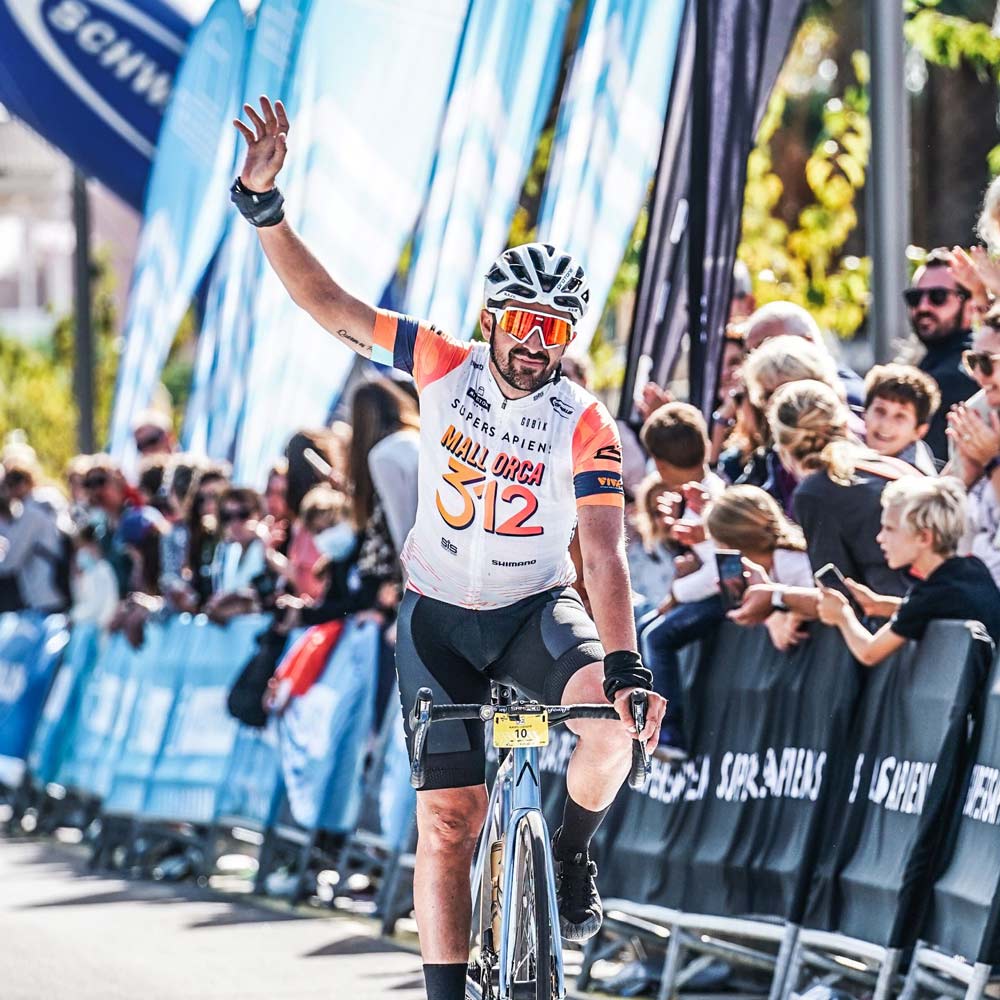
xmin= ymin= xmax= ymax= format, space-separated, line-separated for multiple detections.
xmin=371 ymin=310 xmax=625 ymax=610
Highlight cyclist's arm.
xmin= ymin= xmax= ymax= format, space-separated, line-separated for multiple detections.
xmin=576 ymin=505 xmax=638 ymax=655
xmin=256 ymin=223 xmax=377 ymax=358
xmin=234 ymin=96 xmax=376 ymax=359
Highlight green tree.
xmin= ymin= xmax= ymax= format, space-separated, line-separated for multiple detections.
xmin=738 ymin=19 xmax=872 ymax=337
xmin=1 ymin=254 xmax=120 ymax=477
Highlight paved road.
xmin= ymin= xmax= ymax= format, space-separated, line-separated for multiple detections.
xmin=0 ymin=837 xmax=426 ymax=1000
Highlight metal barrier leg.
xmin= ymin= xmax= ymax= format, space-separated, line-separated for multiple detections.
xmin=964 ymin=962 xmax=992 ymax=1000
xmin=781 ymin=936 xmax=805 ymax=1000
xmin=657 ymin=925 xmax=684 ymax=1000
xmin=873 ymin=947 xmax=901 ymax=1000
xmin=898 ymin=941 xmax=923 ymax=1000
xmin=769 ymin=924 xmax=799 ymax=1000
xmin=253 ymin=824 xmax=280 ymax=895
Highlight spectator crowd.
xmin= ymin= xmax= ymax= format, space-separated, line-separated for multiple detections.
xmin=5 ymin=184 xmax=1000 ymax=757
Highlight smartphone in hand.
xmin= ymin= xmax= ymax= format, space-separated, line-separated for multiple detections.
xmin=813 ymin=562 xmax=867 ymax=619
xmin=715 ymin=549 xmax=748 ymax=611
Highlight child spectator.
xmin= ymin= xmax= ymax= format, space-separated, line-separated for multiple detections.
xmin=863 ymin=364 xmax=940 ymax=475
xmin=639 ymin=401 xmax=725 ymax=602
xmin=70 ymin=524 xmax=119 ymax=629
xmin=729 ymin=380 xmax=925 ymax=628
xmin=817 ymin=477 xmax=1000 ymax=663
xmin=706 ymin=486 xmax=814 ymax=652
xmin=626 ymin=475 xmax=678 ymax=619
xmin=637 ymin=403 xmax=725 ymax=754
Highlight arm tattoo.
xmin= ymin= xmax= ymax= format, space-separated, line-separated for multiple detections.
xmin=336 ymin=329 xmax=371 ymax=355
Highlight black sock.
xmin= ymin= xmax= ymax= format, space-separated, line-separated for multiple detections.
xmin=555 ymin=796 xmax=610 ymax=860
xmin=423 ymin=962 xmax=467 ymax=1000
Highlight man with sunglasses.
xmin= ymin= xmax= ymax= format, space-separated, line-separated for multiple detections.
xmin=903 ymin=249 xmax=979 ymax=460
xmin=232 ymin=97 xmax=665 ymax=999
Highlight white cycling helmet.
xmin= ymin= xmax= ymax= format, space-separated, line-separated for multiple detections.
xmin=484 ymin=242 xmax=590 ymax=322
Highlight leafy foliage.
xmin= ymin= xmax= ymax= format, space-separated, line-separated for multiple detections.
xmin=1 ymin=255 xmax=120 ymax=476
xmin=904 ymin=0 xmax=1000 ymax=175
xmin=738 ymin=23 xmax=872 ymax=337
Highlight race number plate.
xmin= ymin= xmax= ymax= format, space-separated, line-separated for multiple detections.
xmin=493 ymin=711 xmax=549 ymax=748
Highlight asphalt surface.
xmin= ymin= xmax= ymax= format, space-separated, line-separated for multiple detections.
xmin=0 ymin=837 xmax=426 ymax=999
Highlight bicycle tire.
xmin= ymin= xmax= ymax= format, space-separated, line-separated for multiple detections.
xmin=504 ymin=811 xmax=554 ymax=1000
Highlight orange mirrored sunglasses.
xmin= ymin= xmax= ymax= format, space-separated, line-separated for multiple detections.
xmin=495 ymin=308 xmax=575 ymax=350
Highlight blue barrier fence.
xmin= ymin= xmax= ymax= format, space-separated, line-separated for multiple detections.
xmin=5 ymin=607 xmax=1000 ymax=997
xmin=0 ymin=611 xmax=413 ymax=888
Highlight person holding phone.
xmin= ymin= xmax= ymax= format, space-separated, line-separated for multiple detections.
xmin=706 ymin=486 xmax=813 ymax=651
xmin=817 ymin=477 xmax=1000 ymax=665
xmin=730 ymin=380 xmax=923 ymax=628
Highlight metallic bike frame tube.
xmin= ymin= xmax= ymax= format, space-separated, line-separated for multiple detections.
xmin=496 ymin=744 xmax=565 ymax=1000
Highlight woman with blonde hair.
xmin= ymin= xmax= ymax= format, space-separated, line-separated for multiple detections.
xmin=728 ymin=380 xmax=925 ymax=629
xmin=741 ymin=335 xmax=840 ymax=412
xmin=770 ymin=379 xmax=920 ymax=597
xmin=730 ymin=335 xmax=851 ymax=510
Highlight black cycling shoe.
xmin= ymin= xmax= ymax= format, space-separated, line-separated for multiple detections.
xmin=552 ymin=828 xmax=603 ymax=943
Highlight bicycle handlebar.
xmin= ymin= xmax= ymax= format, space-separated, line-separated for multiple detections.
xmin=408 ymin=688 xmax=652 ymax=791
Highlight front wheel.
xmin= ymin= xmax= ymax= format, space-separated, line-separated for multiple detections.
xmin=504 ymin=811 xmax=554 ymax=1000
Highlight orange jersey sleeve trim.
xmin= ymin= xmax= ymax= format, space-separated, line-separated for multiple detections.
xmin=571 ymin=400 xmax=624 ymax=509
xmin=373 ymin=309 xmax=472 ymax=391
xmin=411 ymin=325 xmax=473 ymax=392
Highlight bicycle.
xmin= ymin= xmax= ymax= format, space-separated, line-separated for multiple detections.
xmin=409 ymin=684 xmax=652 ymax=1000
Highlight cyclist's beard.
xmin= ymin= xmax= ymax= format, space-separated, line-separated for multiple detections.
xmin=490 ymin=338 xmax=556 ymax=393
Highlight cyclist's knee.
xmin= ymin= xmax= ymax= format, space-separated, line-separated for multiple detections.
xmin=417 ymin=786 xmax=487 ymax=853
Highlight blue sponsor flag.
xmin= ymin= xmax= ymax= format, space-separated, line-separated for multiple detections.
xmin=0 ymin=0 xmax=191 ymax=208
xmin=404 ymin=0 xmax=569 ymax=340
xmin=231 ymin=0 xmax=468 ymax=485
xmin=537 ymin=0 xmax=683 ymax=350
xmin=183 ymin=0 xmax=313 ymax=460
xmin=109 ymin=0 xmax=246 ymax=458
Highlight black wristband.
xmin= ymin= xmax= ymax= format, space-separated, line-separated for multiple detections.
xmin=603 ymin=649 xmax=653 ymax=701
xmin=230 ymin=177 xmax=285 ymax=227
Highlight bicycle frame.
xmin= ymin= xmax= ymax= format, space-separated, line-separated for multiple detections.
xmin=470 ymin=742 xmax=565 ymax=1000
xmin=408 ymin=685 xmax=649 ymax=1000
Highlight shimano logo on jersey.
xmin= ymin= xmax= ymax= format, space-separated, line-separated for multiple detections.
xmin=471 ymin=359 xmax=484 ymax=370
xmin=466 ymin=386 xmax=491 ymax=411
xmin=441 ymin=537 xmax=458 ymax=555
xmin=491 ymin=558 xmax=537 ymax=568
xmin=550 ymin=397 xmax=574 ymax=418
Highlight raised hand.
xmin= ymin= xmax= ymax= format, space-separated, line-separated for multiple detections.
xmin=233 ymin=95 xmax=290 ymax=193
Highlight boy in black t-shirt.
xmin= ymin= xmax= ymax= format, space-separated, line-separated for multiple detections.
xmin=817 ymin=477 xmax=1000 ymax=664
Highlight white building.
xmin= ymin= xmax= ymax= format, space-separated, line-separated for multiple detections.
xmin=0 ymin=108 xmax=140 ymax=343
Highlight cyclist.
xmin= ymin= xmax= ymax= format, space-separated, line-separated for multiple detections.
xmin=232 ymin=97 xmax=666 ymax=1000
